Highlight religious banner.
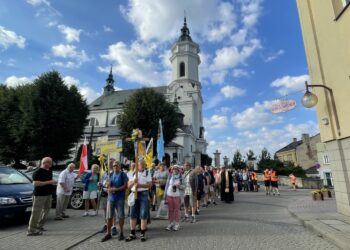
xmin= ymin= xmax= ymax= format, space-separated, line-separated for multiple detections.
xmin=95 ymin=139 xmax=123 ymax=155
xmin=271 ymin=100 xmax=296 ymax=113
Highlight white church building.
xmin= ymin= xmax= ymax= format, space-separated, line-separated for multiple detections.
xmin=83 ymin=18 xmax=207 ymax=166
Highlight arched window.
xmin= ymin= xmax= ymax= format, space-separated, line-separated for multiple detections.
xmin=88 ymin=117 xmax=99 ymax=127
xmin=179 ymin=62 xmax=185 ymax=77
xmin=111 ymin=116 xmax=117 ymax=126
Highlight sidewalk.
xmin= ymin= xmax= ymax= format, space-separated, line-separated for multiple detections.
xmin=288 ymin=193 xmax=350 ymax=250
xmin=0 ymin=209 xmax=103 ymax=250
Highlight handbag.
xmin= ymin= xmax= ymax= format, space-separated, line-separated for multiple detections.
xmin=127 ymin=192 xmax=135 ymax=207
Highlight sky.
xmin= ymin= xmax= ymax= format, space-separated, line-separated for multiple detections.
xmin=0 ymin=0 xmax=319 ymax=161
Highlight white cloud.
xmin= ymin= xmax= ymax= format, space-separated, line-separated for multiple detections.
xmin=58 ymin=25 xmax=82 ymax=43
xmin=51 ymin=44 xmax=91 ymax=68
xmin=205 ymin=94 xmax=223 ymax=110
xmin=233 ymin=69 xmax=249 ymax=78
xmin=264 ymin=49 xmax=285 ymax=63
xmin=205 ymin=115 xmax=228 ymax=129
xmin=25 ymin=0 xmax=50 ymax=7
xmin=240 ymin=0 xmax=263 ymax=28
xmin=221 ymin=85 xmax=246 ymax=99
xmin=103 ymin=25 xmax=113 ymax=32
xmin=0 ymin=26 xmax=26 ymax=50
xmin=232 ymin=101 xmax=283 ymax=129
xmin=3 ymin=76 xmax=34 ymax=87
xmin=219 ymin=107 xmax=232 ymax=114
xmin=237 ymin=121 xmax=319 ymax=155
xmin=62 ymin=76 xmax=100 ymax=103
xmin=100 ymin=41 xmax=166 ymax=86
xmin=207 ymin=120 xmax=319 ymax=160
xmin=211 ymin=39 xmax=260 ymax=71
xmin=7 ymin=58 xmax=16 ymax=67
xmin=270 ymin=74 xmax=309 ymax=95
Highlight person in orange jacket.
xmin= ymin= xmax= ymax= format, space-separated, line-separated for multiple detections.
xmin=263 ymin=169 xmax=271 ymax=195
xmin=270 ymin=168 xmax=280 ymax=196
xmin=250 ymin=171 xmax=258 ymax=192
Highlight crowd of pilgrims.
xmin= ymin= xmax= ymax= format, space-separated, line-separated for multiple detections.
xmin=26 ymin=156 xmax=261 ymax=242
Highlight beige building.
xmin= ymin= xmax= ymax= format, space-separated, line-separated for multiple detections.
xmin=275 ymin=133 xmax=320 ymax=170
xmin=296 ymin=0 xmax=350 ymax=216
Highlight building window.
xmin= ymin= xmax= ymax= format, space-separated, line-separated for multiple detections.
xmin=88 ymin=117 xmax=99 ymax=127
xmin=179 ymin=62 xmax=185 ymax=77
xmin=111 ymin=116 xmax=117 ymax=126
xmin=323 ymin=155 xmax=330 ymax=165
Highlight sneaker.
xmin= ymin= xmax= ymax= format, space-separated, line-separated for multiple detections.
xmin=62 ymin=214 xmax=69 ymax=218
xmin=125 ymin=234 xmax=136 ymax=242
xmin=112 ymin=226 xmax=118 ymax=236
xmin=182 ymin=215 xmax=189 ymax=222
xmin=195 ymin=210 xmax=199 ymax=215
xmin=190 ymin=216 xmax=196 ymax=223
xmin=39 ymin=227 xmax=46 ymax=231
xmin=140 ymin=234 xmax=146 ymax=242
xmin=213 ymin=201 xmax=217 ymax=205
xmin=101 ymin=234 xmax=112 ymax=242
xmin=118 ymin=234 xmax=125 ymax=241
xmin=99 ymin=225 xmax=107 ymax=234
xmin=27 ymin=231 xmax=42 ymax=236
xmin=173 ymin=224 xmax=180 ymax=231
xmin=54 ymin=216 xmax=64 ymax=220
xmin=82 ymin=211 xmax=89 ymax=217
xmin=90 ymin=211 xmax=97 ymax=216
xmin=165 ymin=224 xmax=173 ymax=231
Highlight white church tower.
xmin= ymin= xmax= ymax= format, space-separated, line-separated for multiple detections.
xmin=166 ymin=17 xmax=207 ymax=166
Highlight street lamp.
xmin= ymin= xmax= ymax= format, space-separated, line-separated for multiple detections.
xmin=301 ymin=81 xmax=341 ymax=136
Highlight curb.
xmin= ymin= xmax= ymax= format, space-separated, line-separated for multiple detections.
xmin=65 ymin=230 xmax=100 ymax=250
xmin=287 ymin=208 xmax=350 ymax=250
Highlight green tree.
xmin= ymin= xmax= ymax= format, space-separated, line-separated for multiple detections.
xmin=201 ymin=154 xmax=212 ymax=167
xmin=232 ymin=150 xmax=245 ymax=169
xmin=257 ymin=148 xmax=272 ymax=171
xmin=117 ymin=88 xmax=181 ymax=158
xmin=28 ymin=71 xmax=89 ymax=162
xmin=0 ymin=85 xmax=34 ymax=167
xmin=246 ymin=149 xmax=256 ymax=161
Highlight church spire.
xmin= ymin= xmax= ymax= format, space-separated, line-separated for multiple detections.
xmin=178 ymin=14 xmax=192 ymax=42
xmin=103 ymin=65 xmax=115 ymax=95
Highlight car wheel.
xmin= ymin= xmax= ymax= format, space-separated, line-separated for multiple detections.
xmin=70 ymin=191 xmax=84 ymax=209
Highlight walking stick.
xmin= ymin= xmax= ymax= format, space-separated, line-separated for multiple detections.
xmin=96 ymin=154 xmax=109 ymax=215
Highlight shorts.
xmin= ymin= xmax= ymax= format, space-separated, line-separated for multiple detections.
xmin=197 ymin=191 xmax=204 ymax=201
xmin=100 ymin=196 xmax=107 ymax=209
xmin=209 ymin=185 xmax=214 ymax=193
xmin=83 ymin=190 xmax=97 ymax=200
xmin=264 ymin=180 xmax=271 ymax=187
xmin=184 ymin=194 xmax=196 ymax=207
xmin=130 ymin=191 xmax=149 ymax=220
xmin=106 ymin=199 xmax=125 ymax=219
xmin=271 ymin=181 xmax=278 ymax=188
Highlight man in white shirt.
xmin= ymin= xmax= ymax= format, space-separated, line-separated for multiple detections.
xmin=55 ymin=163 xmax=79 ymax=220
xmin=125 ymin=160 xmax=152 ymax=242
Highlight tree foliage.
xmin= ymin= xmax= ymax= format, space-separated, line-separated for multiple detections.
xmin=0 ymin=70 xmax=89 ymax=166
xmin=117 ymin=88 xmax=181 ymax=158
xmin=232 ymin=150 xmax=246 ymax=169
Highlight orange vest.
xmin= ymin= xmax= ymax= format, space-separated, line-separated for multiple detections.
xmin=271 ymin=171 xmax=278 ymax=182
xmin=251 ymin=172 xmax=257 ymax=181
xmin=263 ymin=170 xmax=270 ymax=181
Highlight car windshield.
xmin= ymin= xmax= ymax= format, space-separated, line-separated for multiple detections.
xmin=0 ymin=167 xmax=31 ymax=185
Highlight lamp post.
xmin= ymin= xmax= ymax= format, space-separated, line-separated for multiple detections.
xmin=301 ymin=81 xmax=341 ymax=136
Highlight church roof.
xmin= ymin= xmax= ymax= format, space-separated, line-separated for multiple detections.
xmin=89 ymin=86 xmax=168 ymax=111
xmin=178 ymin=17 xmax=192 ymax=42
